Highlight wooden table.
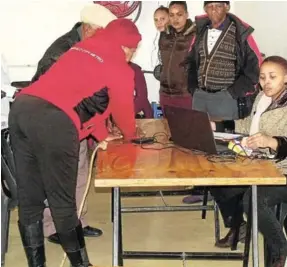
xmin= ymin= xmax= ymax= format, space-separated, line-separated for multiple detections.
xmin=95 ymin=119 xmax=286 ymax=267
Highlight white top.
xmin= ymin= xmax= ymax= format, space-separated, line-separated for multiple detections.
xmin=207 ymin=28 xmax=222 ymax=54
xmin=249 ymin=93 xmax=272 ymax=136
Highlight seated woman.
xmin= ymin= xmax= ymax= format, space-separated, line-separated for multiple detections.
xmin=210 ymin=56 xmax=287 ymax=267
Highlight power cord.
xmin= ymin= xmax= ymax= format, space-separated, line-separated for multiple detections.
xmin=59 ymin=141 xmax=107 ymax=267
xmin=139 ymin=132 xmax=255 ymax=165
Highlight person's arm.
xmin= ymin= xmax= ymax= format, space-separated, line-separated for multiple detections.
xmin=108 ymin=65 xmax=136 ymax=141
xmin=131 ymin=63 xmax=153 ymax=118
xmin=31 ymin=40 xmax=72 ymax=83
xmin=90 ymin=119 xmax=109 ymax=142
xmin=187 ymin=36 xmax=199 ymax=96
xmin=273 ymin=136 xmax=287 ymax=161
xmin=227 ymin=35 xmax=262 ymax=98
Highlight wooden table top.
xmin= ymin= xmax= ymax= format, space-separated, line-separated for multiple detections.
xmin=94 ymin=119 xmax=286 ymax=188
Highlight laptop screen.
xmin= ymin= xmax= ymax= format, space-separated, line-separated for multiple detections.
xmin=164 ymin=106 xmax=218 ymax=154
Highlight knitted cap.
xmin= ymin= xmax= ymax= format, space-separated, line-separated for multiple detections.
xmin=204 ymin=1 xmax=230 ymax=6
xmin=80 ymin=4 xmax=117 ymax=28
xmin=104 ymin=19 xmax=142 ymax=49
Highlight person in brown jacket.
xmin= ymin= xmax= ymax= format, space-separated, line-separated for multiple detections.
xmin=159 ymin=1 xmax=195 ymax=114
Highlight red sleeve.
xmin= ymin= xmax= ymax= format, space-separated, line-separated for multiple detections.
xmin=91 ymin=119 xmax=109 ymax=141
xmin=108 ymin=65 xmax=136 ymax=141
xmin=79 ymin=107 xmax=110 ymax=141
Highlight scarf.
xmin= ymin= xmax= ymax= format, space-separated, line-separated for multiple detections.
xmin=249 ymin=88 xmax=287 ymax=135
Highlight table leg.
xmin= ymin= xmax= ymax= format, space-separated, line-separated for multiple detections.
xmin=111 ymin=188 xmax=114 ymax=223
xmin=118 ymin=190 xmax=123 ymax=266
xmin=112 ymin=187 xmax=123 ymax=266
xmin=213 ymin=201 xmax=220 ymax=243
xmin=251 ymin=185 xmax=259 ymax=267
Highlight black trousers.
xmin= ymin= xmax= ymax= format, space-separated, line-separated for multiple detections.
xmin=9 ymin=95 xmax=80 ymax=233
xmin=243 ymin=186 xmax=287 ymax=259
xmin=209 ymin=186 xmax=247 ymax=227
xmin=211 ymin=185 xmax=287 ymax=258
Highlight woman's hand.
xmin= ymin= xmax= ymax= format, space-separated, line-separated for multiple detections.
xmin=135 ymin=126 xmax=145 ymax=137
xmin=245 ymin=133 xmax=278 ymax=150
xmin=105 ymin=133 xmax=123 ymax=142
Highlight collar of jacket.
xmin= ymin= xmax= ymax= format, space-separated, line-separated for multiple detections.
xmin=271 ymin=88 xmax=287 ymax=109
xmin=166 ymin=19 xmax=195 ymax=36
xmin=195 ymin=13 xmax=254 ymax=41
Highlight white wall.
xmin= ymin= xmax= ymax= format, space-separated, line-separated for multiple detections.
xmin=234 ymin=1 xmax=287 ymax=58
xmin=0 ymin=1 xmax=213 ymax=102
xmin=1 ymin=1 xmax=286 ymax=102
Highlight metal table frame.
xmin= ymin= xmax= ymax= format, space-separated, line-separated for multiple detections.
xmin=111 ymin=185 xmax=258 ymax=267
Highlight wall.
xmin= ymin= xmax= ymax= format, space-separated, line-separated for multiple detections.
xmin=1 ymin=1 xmax=212 ymax=102
xmin=234 ymin=1 xmax=287 ymax=59
xmin=1 ymin=1 xmax=286 ymax=102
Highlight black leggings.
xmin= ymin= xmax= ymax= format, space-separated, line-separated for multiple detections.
xmin=9 ymin=95 xmax=80 ymax=233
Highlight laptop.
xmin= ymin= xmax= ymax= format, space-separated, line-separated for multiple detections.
xmin=164 ymin=106 xmax=231 ymax=155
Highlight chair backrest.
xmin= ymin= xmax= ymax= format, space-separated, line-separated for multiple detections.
xmin=1 ymin=131 xmax=17 ymax=209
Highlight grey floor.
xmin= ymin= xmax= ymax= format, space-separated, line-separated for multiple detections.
xmin=4 ymin=189 xmax=272 ymax=267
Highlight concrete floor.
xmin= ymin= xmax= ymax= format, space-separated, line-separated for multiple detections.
xmin=4 ymin=188 xmax=269 ymax=267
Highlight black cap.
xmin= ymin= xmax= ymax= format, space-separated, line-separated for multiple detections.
xmin=204 ymin=1 xmax=230 ymax=6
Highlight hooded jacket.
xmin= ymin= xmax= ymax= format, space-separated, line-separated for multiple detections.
xmin=18 ymin=19 xmax=142 ymax=141
xmin=31 ymin=22 xmax=110 ymax=129
xmin=159 ymin=19 xmax=196 ymax=96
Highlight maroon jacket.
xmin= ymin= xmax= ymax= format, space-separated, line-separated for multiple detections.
xmin=130 ymin=62 xmax=153 ymax=118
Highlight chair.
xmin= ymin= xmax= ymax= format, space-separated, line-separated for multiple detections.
xmin=151 ymin=102 xmax=163 ymax=118
xmin=1 ymin=130 xmax=18 ymax=267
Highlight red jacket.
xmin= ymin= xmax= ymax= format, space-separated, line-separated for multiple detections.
xmin=19 ymin=30 xmax=136 ymax=141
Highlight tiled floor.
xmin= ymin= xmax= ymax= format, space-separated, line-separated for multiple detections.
xmin=4 ymin=188 xmax=269 ymax=267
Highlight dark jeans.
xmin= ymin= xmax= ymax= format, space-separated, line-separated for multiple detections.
xmin=243 ymin=186 xmax=287 ymax=258
xmin=211 ymin=185 xmax=287 ymax=258
xmin=9 ymin=95 xmax=80 ymax=233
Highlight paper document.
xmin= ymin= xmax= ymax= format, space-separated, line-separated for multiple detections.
xmin=213 ymin=132 xmax=243 ymax=140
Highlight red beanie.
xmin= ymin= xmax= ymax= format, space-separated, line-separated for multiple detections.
xmin=104 ymin=18 xmax=142 ymax=49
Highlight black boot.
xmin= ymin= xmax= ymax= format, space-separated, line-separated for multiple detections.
xmin=58 ymin=222 xmax=92 ymax=267
xmin=75 ymin=223 xmax=92 ymax=267
xmin=18 ymin=221 xmax=46 ymax=267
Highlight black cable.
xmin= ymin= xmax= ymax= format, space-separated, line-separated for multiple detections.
xmin=134 ymin=131 xmax=273 ymax=166
xmin=136 ymin=132 xmax=257 ymax=164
